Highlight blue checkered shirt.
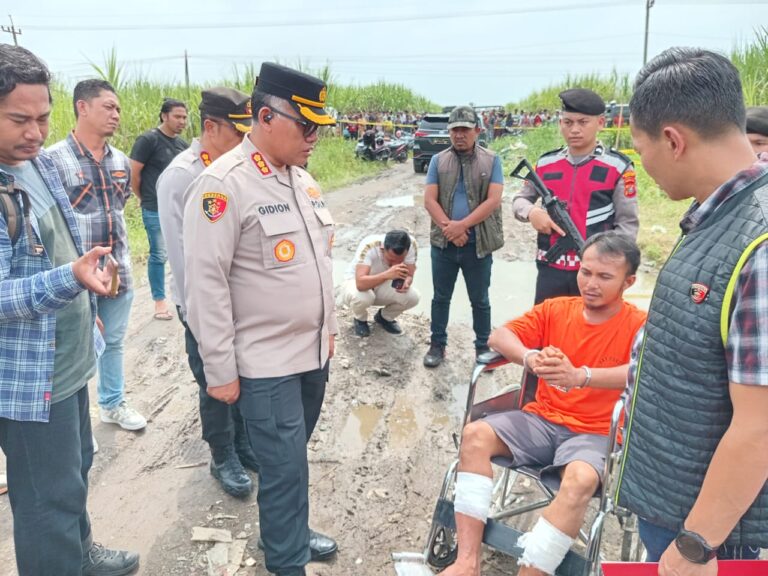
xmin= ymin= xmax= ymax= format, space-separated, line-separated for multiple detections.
xmin=0 ymin=151 xmax=99 ymax=422
xmin=47 ymin=133 xmax=133 ymax=293
xmin=627 ymin=156 xmax=768 ymax=393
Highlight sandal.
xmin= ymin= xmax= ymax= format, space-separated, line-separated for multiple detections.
xmin=153 ymin=311 xmax=173 ymax=321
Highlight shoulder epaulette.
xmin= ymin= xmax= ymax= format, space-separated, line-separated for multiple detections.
xmin=607 ymin=147 xmax=633 ymax=166
xmin=539 ymin=146 xmax=566 ymax=159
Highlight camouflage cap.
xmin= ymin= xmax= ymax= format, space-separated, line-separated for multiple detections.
xmin=447 ymin=105 xmax=478 ymax=130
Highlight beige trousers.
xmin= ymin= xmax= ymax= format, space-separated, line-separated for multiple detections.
xmin=342 ymin=278 xmax=420 ymax=322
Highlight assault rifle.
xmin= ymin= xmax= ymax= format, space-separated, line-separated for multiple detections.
xmin=510 ymin=158 xmax=585 ymax=264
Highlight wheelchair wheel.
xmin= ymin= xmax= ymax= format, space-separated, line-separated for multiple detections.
xmin=426 ymin=524 xmax=458 ymax=569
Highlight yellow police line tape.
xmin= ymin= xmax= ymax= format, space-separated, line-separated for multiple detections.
xmin=336 ymin=118 xmax=633 ymax=133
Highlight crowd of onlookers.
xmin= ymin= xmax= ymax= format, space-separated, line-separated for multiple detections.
xmin=338 ymin=108 xmax=563 ymax=141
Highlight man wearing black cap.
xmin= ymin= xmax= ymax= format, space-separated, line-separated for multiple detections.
xmin=183 ymin=63 xmax=337 ymax=576
xmin=423 ymin=105 xmax=504 ymax=368
xmin=157 ymin=86 xmax=256 ymax=498
xmin=512 ymin=88 xmax=639 ymax=304
xmin=747 ymin=106 xmax=768 ymax=154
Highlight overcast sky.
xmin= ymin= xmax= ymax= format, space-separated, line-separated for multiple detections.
xmin=4 ymin=0 xmax=768 ymax=106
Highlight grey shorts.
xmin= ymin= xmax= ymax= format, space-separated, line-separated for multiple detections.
xmin=482 ymin=410 xmax=608 ymax=490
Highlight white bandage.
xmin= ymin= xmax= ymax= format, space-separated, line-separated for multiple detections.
xmin=453 ymin=472 xmax=493 ymax=523
xmin=518 ymin=517 xmax=574 ymax=575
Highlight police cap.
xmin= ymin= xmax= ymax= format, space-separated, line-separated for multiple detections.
xmin=253 ymin=62 xmax=335 ymax=126
xmin=746 ymin=106 xmax=768 ymax=137
xmin=199 ymin=87 xmax=252 ymax=134
xmin=558 ymin=88 xmax=605 ymax=116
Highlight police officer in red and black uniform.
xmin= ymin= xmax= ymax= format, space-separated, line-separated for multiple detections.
xmin=513 ymin=88 xmax=639 ymax=303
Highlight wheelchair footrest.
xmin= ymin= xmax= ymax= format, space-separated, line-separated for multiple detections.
xmin=434 ymin=498 xmax=591 ymax=576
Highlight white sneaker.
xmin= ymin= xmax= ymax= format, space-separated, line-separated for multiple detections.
xmin=92 ymin=434 xmax=99 ymax=454
xmin=100 ymin=401 xmax=147 ymax=431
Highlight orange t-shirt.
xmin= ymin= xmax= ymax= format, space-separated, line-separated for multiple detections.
xmin=508 ymin=297 xmax=646 ymax=435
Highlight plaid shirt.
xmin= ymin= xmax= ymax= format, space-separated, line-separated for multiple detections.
xmin=0 ymin=151 xmax=99 ymax=422
xmin=627 ymin=157 xmax=768 ymax=391
xmin=47 ymin=133 xmax=133 ymax=293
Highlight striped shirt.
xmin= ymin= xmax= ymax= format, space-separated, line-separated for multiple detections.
xmin=48 ymin=132 xmax=133 ymax=293
xmin=0 ymin=151 xmax=99 ymax=422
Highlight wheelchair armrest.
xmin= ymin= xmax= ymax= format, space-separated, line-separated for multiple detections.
xmin=476 ymin=350 xmax=503 ymax=365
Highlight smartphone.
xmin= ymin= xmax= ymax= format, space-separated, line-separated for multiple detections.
xmin=391 ymin=278 xmax=405 ymax=289
xmin=107 ymin=254 xmax=119 ymax=297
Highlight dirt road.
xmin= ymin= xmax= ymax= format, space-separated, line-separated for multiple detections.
xmin=0 ymin=163 xmax=632 ymax=575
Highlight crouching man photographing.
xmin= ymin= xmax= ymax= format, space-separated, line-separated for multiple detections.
xmin=440 ymin=232 xmax=646 ymax=576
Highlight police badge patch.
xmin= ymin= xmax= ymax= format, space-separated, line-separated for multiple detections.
xmin=202 ymin=192 xmax=228 ymax=223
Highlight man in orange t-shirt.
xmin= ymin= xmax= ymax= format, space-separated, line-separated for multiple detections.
xmin=440 ymin=231 xmax=646 ymax=576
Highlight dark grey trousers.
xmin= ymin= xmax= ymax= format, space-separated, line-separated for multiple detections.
xmin=0 ymin=385 xmax=93 ymax=576
xmin=237 ymin=366 xmax=327 ymax=574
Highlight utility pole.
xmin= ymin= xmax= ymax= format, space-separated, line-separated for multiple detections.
xmin=643 ymin=0 xmax=655 ymax=66
xmin=184 ymin=49 xmax=190 ymax=96
xmin=1 ymin=15 xmax=22 ymax=46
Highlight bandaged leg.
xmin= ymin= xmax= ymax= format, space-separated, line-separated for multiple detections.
xmin=518 ymin=516 xmax=574 ymax=575
xmin=453 ymin=472 xmax=493 ymax=522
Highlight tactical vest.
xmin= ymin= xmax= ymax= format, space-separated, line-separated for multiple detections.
xmin=430 ymin=145 xmax=503 ymax=259
xmin=616 ymin=170 xmax=768 ymax=546
xmin=535 ymin=145 xmax=629 ymax=270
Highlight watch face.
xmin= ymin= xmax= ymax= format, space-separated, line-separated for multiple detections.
xmin=675 ymin=532 xmax=710 ymax=564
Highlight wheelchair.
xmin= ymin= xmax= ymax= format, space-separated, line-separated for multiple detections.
xmin=423 ymin=350 xmax=644 ymax=576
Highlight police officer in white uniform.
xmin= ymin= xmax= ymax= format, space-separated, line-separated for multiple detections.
xmin=183 ymin=63 xmax=338 ymax=576
xmin=157 ymin=87 xmax=257 ymax=498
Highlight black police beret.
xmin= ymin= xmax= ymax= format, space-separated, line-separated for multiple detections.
xmin=559 ymin=88 xmax=606 ymax=116
xmin=746 ymin=106 xmax=768 ymax=136
xmin=200 ymin=87 xmax=252 ymax=133
xmin=253 ymin=62 xmax=335 ymax=126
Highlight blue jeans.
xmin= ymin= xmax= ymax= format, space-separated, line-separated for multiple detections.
xmin=430 ymin=243 xmax=492 ymax=349
xmin=0 ymin=385 xmax=94 ymax=576
xmin=638 ymin=518 xmax=761 ymax=561
xmin=97 ymin=289 xmax=134 ymax=409
xmin=142 ymin=207 xmax=167 ymax=301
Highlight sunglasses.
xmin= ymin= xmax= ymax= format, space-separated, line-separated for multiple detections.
xmin=267 ymin=107 xmax=319 ymax=138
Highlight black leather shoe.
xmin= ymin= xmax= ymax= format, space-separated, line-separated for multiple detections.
xmin=82 ymin=542 xmax=140 ymax=576
xmin=258 ymin=529 xmax=338 ymax=562
xmin=210 ymin=446 xmax=253 ymax=498
xmin=309 ymin=529 xmax=338 ymax=561
xmin=374 ymin=310 xmax=402 ymax=335
xmin=423 ymin=342 xmax=445 ymax=368
xmin=354 ymin=318 xmax=370 ymax=337
xmin=476 ymin=346 xmax=494 ymax=372
xmin=234 ymin=436 xmax=260 ymax=473
xmin=275 ymin=570 xmax=306 ymax=576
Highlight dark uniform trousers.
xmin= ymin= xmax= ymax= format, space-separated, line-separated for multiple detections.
xmin=180 ymin=311 xmax=247 ymax=450
xmin=237 ymin=366 xmax=328 ymax=573
xmin=179 ymin=309 xmax=327 ymax=448
xmin=534 ymin=261 xmax=580 ymax=304
xmin=0 ymin=385 xmax=94 ymax=576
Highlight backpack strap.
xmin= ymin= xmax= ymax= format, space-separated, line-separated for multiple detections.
xmin=0 ymin=181 xmax=22 ymax=245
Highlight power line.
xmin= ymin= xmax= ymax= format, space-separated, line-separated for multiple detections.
xmin=23 ymin=1 xmax=637 ymax=31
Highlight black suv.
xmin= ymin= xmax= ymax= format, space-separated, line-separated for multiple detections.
xmin=412 ymin=113 xmax=488 ymax=173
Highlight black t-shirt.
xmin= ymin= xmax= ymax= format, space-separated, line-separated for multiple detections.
xmin=130 ymin=128 xmax=188 ymax=211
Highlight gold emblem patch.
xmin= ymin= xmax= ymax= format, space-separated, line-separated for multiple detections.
xmin=200 ymin=151 xmax=212 ymax=167
xmin=251 ymin=152 xmax=272 ymax=176
xmin=319 ymin=87 xmax=327 ymax=104
xmin=274 ymin=239 xmax=296 ymax=262
xmin=306 ymin=187 xmax=321 ymax=199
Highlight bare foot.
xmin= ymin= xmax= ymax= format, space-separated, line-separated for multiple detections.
xmin=439 ymin=561 xmax=480 ymax=576
xmin=518 ymin=564 xmax=548 ymax=576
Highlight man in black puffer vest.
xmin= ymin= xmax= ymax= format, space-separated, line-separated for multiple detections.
xmin=616 ymin=47 xmax=768 ymax=574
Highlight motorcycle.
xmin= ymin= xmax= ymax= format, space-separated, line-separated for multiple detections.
xmin=355 ymin=130 xmax=409 ymax=163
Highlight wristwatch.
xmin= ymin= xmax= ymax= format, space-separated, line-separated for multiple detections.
xmin=675 ymin=528 xmax=718 ymax=564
